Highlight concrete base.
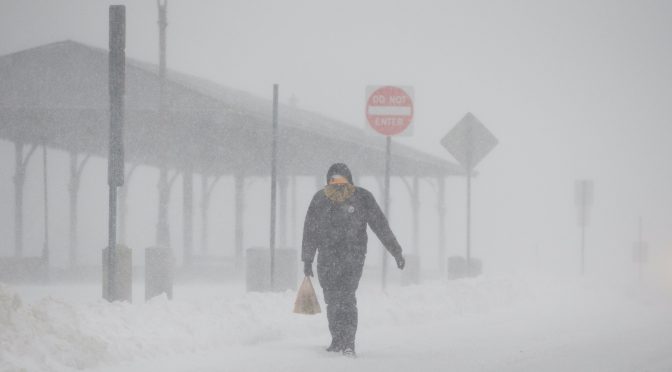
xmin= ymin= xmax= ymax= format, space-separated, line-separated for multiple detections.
xmin=246 ymin=248 xmax=298 ymax=292
xmin=145 ymin=247 xmax=174 ymax=301
xmin=468 ymin=258 xmax=483 ymax=277
xmin=447 ymin=256 xmax=483 ymax=280
xmin=102 ymin=245 xmax=132 ymax=302
xmin=401 ymin=254 xmax=420 ymax=286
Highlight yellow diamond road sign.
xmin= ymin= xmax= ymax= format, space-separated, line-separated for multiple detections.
xmin=441 ymin=113 xmax=498 ymax=171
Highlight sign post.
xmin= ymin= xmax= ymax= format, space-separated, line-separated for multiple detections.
xmin=365 ymin=85 xmax=414 ymax=290
xmin=441 ymin=113 xmax=498 ymax=276
xmin=104 ymin=5 xmax=132 ymax=303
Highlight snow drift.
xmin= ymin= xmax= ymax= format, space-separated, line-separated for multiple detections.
xmin=0 ymin=277 xmax=531 ymax=371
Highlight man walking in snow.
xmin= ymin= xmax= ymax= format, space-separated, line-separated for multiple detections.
xmin=302 ymin=163 xmax=405 ymax=358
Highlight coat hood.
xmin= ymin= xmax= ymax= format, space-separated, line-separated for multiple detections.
xmin=326 ymin=163 xmax=353 ymax=185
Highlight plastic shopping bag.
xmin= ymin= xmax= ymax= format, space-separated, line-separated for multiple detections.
xmin=293 ymin=276 xmax=321 ymax=315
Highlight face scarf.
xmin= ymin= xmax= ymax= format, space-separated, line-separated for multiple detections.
xmin=324 ymin=176 xmax=355 ymax=203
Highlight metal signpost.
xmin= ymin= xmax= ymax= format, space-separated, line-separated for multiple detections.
xmin=105 ymin=5 xmax=128 ymax=302
xmin=270 ymin=84 xmax=279 ymax=291
xmin=441 ymin=113 xmax=498 ymax=276
xmin=575 ymin=179 xmax=593 ymax=276
xmin=365 ymin=85 xmax=414 ymax=290
xmin=156 ymin=0 xmax=170 ymax=249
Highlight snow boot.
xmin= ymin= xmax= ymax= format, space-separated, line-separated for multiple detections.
xmin=326 ymin=339 xmax=342 ymax=352
xmin=342 ymin=347 xmax=357 ymax=358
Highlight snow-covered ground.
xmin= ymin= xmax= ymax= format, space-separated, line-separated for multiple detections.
xmin=1 ymin=275 xmax=671 ymax=372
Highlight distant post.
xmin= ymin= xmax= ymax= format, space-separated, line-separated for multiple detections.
xmin=104 ymin=5 xmax=132 ymax=302
xmin=270 ymin=84 xmax=279 ymax=291
xmin=575 ymin=179 xmax=593 ymax=276
xmin=633 ymin=217 xmax=648 ymax=280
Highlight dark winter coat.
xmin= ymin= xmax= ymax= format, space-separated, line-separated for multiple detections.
xmin=301 ymin=183 xmax=403 ymax=288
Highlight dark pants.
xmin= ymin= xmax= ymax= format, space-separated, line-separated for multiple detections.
xmin=317 ymin=254 xmax=364 ymax=350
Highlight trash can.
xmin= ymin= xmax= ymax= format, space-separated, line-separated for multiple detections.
xmin=246 ymin=247 xmax=298 ymax=292
xmin=447 ymin=256 xmax=466 ymax=280
xmin=468 ymin=258 xmax=483 ymax=277
xmin=145 ymin=246 xmax=174 ymax=300
xmin=447 ymin=256 xmax=483 ymax=279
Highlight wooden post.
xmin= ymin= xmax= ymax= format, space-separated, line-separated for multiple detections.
xmin=14 ymin=142 xmax=24 ymax=258
xmin=437 ymin=176 xmax=446 ymax=274
xmin=182 ymin=167 xmax=193 ymax=266
xmin=234 ymin=173 xmax=245 ymax=269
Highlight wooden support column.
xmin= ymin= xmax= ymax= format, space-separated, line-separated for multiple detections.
xmin=200 ymin=174 xmax=221 ymax=254
xmin=437 ymin=176 xmax=447 ymax=273
xmin=156 ymin=169 xmax=180 ymax=248
xmin=119 ymin=163 xmax=139 ymax=245
xmin=156 ymin=170 xmax=169 ymax=247
xmin=278 ymin=176 xmax=288 ymax=248
xmin=14 ymin=142 xmax=24 ymax=258
xmin=411 ymin=176 xmax=420 ymax=255
xmin=201 ymin=174 xmax=208 ymax=254
xmin=14 ymin=142 xmax=37 ymax=258
xmin=290 ymin=176 xmax=297 ymax=247
xmin=68 ymin=151 xmax=90 ymax=268
xmin=182 ymin=167 xmax=194 ymax=266
xmin=234 ymin=173 xmax=245 ymax=268
xmin=401 ymin=176 xmax=420 ymax=256
xmin=375 ymin=177 xmax=385 ymax=201
xmin=41 ymin=143 xmax=49 ymax=263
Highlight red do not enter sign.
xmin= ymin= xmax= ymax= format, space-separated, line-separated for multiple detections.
xmin=366 ymin=86 xmax=414 ymax=136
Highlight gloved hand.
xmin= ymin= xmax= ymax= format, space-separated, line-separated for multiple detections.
xmin=395 ymin=255 xmax=405 ymax=270
xmin=304 ymin=261 xmax=314 ymax=277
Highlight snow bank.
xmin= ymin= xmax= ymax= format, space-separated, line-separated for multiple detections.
xmin=359 ymin=276 xmax=531 ymax=327
xmin=0 ymin=277 xmax=532 ymax=371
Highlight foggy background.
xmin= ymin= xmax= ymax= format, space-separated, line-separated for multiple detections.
xmin=1 ymin=0 xmax=671 ymax=280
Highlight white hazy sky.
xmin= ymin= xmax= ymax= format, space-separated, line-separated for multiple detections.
xmin=1 ymin=0 xmax=671 ymax=276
